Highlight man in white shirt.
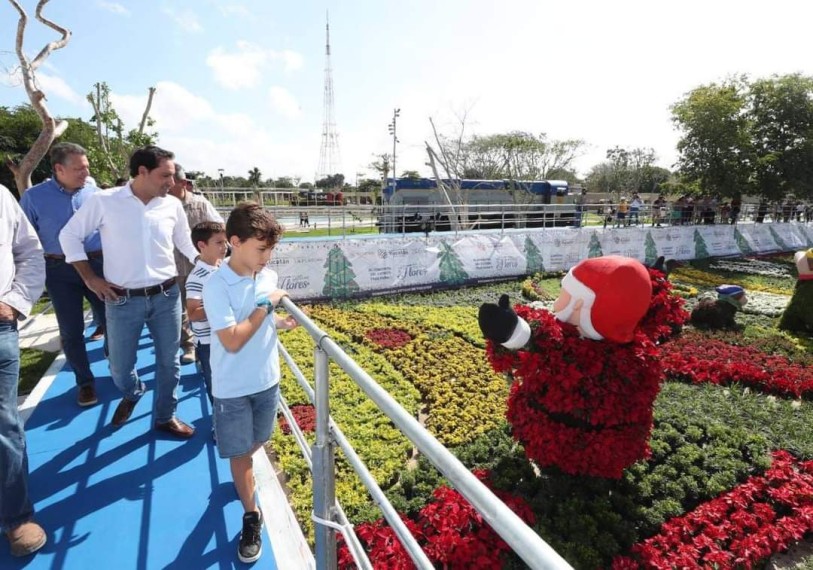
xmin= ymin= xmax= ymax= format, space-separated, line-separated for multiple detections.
xmin=0 ymin=184 xmax=47 ymax=556
xmin=60 ymin=146 xmax=199 ymax=438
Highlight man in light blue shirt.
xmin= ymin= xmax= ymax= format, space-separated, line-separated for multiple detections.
xmin=20 ymin=143 xmax=106 ymax=407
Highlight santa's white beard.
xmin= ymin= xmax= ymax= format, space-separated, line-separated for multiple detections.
xmin=554 ymin=296 xmax=578 ymax=323
xmin=555 ymin=295 xmax=601 ymax=340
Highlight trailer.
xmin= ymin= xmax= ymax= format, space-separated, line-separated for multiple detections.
xmin=380 ymin=177 xmax=576 ymax=232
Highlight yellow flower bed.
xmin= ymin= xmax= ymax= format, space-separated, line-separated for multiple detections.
xmin=274 ymin=325 xmax=420 ymax=540
xmin=671 ymin=266 xmax=792 ymax=296
xmin=357 ymin=303 xmax=485 ymax=347
xmin=309 ymin=305 xmax=508 ymax=446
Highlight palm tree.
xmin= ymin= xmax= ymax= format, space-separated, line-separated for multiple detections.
xmin=248 ymin=167 xmax=262 ymax=187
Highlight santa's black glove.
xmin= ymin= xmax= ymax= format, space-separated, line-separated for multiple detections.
xmin=650 ymin=256 xmax=666 ymax=274
xmin=478 ymin=294 xmax=518 ymax=344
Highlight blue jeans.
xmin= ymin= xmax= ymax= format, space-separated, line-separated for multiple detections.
xmin=45 ymin=256 xmax=107 ymax=387
xmin=105 ymin=284 xmax=181 ymax=424
xmin=0 ymin=320 xmax=34 ymax=531
xmin=214 ymin=385 xmax=280 ymax=459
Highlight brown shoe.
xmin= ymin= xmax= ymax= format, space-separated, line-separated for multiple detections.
xmin=155 ymin=417 xmax=195 ymax=438
xmin=6 ymin=521 xmax=46 ymax=557
xmin=111 ymin=398 xmax=138 ymax=427
xmin=89 ymin=325 xmax=105 ymax=341
xmin=180 ymin=345 xmax=196 ymax=365
xmin=77 ymin=384 xmax=98 ymax=407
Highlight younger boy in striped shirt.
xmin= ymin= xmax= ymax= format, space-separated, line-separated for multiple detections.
xmin=185 ymin=221 xmax=228 ymax=403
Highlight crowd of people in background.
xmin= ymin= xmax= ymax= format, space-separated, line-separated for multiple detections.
xmin=599 ymin=194 xmax=812 ymax=228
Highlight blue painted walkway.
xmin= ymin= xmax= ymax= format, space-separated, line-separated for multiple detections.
xmin=5 ymin=329 xmax=282 ymax=570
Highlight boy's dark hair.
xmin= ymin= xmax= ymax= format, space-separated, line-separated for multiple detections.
xmin=191 ymin=221 xmax=226 ymax=252
xmin=129 ymin=145 xmax=174 ymax=177
xmin=226 ymin=202 xmax=283 ymax=247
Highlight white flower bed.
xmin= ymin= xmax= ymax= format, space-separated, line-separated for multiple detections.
xmin=741 ymin=290 xmax=791 ymax=317
xmin=709 ymin=258 xmax=793 ymax=278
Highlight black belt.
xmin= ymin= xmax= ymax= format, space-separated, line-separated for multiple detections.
xmin=112 ymin=278 xmax=176 ymax=298
xmin=44 ymin=250 xmax=103 ymax=260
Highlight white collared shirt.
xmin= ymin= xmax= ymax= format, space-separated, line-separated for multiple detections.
xmin=0 ymin=185 xmax=44 ymax=318
xmin=59 ymin=184 xmax=198 ymax=288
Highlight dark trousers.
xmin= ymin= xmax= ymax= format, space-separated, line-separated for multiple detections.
xmin=196 ymin=342 xmax=213 ymax=404
xmin=45 ymin=257 xmax=107 ymax=387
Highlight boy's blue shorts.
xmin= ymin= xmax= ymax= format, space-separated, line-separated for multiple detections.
xmin=214 ymin=384 xmax=280 ymax=459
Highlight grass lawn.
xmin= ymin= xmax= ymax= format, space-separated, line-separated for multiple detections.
xmin=19 ymin=347 xmax=56 ymax=396
xmin=283 ymin=225 xmax=380 ymax=239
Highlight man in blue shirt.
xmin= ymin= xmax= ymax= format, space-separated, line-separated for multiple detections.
xmin=20 ymin=142 xmax=106 ymax=407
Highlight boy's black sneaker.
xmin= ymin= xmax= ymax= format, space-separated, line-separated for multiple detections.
xmin=238 ymin=510 xmax=263 ymax=563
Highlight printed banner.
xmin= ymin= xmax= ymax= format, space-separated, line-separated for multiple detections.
xmin=273 ymin=223 xmax=812 ymax=301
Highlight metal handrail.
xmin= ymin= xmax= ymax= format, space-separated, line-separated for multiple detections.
xmin=278 ymin=297 xmax=574 ymax=570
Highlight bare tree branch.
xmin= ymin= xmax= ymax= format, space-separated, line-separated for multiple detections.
xmin=31 ymin=0 xmax=70 ymax=70
xmin=137 ymin=86 xmax=156 ymax=135
xmin=6 ymin=0 xmax=71 ymax=193
xmin=87 ymin=83 xmax=118 ymax=177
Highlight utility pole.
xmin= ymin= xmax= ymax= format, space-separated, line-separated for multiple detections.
xmin=387 ymin=108 xmax=400 ymax=232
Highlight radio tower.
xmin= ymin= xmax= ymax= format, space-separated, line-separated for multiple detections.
xmin=316 ymin=14 xmax=342 ymax=181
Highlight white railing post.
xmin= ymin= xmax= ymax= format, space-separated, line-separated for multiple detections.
xmin=312 ymin=345 xmax=337 ymax=569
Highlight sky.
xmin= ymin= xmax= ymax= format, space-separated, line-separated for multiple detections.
xmin=1 ymin=0 xmax=812 ymax=184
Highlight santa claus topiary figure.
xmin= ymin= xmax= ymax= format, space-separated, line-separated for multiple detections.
xmin=778 ymin=249 xmax=813 ymax=334
xmin=479 ymin=256 xmax=663 ymax=479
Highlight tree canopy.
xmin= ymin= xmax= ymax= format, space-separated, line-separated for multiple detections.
xmin=671 ymin=73 xmax=813 ymax=200
xmin=585 ymin=146 xmax=670 ymax=197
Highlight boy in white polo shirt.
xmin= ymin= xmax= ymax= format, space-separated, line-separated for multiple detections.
xmin=202 ymin=202 xmax=297 ymax=564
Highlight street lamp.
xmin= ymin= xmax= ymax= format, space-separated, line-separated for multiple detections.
xmin=217 ymin=168 xmax=225 ymax=191
xmin=387 ymin=108 xmax=400 ymax=232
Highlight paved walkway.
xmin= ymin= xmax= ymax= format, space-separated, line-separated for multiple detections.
xmin=8 ymin=316 xmax=313 ymax=570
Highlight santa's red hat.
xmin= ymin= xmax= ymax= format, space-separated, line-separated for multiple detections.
xmin=562 ymin=256 xmax=652 ymax=343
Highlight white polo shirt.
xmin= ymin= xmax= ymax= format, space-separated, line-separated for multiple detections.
xmin=59 ymin=184 xmax=198 ymax=288
xmin=203 ymin=262 xmax=280 ymax=399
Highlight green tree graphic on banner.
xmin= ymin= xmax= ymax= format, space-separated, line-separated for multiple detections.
xmin=322 ymin=245 xmax=360 ymax=298
xmin=438 ymin=242 xmax=469 ymax=285
xmin=524 ymin=236 xmax=545 ymax=273
xmin=734 ymin=228 xmax=754 ymax=255
xmin=769 ymin=226 xmax=790 ymax=251
xmin=693 ymin=229 xmax=710 ymax=259
xmin=588 ymin=232 xmax=603 ymax=258
xmin=644 ymin=231 xmax=658 ymax=266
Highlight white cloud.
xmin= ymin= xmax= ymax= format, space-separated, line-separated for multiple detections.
xmin=217 ymin=3 xmax=251 ymax=18
xmin=0 ymin=67 xmax=20 ymax=87
xmin=104 ymin=80 xmax=318 ymax=181
xmin=36 ymin=73 xmax=86 ymax=106
xmin=206 ymin=42 xmax=304 ymax=89
xmin=206 ymin=41 xmax=267 ymax=89
xmin=162 ymin=7 xmax=203 ymax=33
xmin=97 ymin=1 xmax=130 ymax=16
xmin=268 ymin=86 xmax=301 ymax=119
xmin=271 ymin=50 xmax=304 ymax=72
xmin=110 ymin=81 xmax=213 ymax=133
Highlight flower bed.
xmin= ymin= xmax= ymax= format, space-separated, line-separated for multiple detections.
xmin=612 ymin=450 xmax=813 ymax=569
xmin=271 ymin=257 xmax=813 ymax=568
xmin=662 ymin=330 xmax=813 ymax=398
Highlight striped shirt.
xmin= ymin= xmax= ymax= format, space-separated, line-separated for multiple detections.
xmin=185 ymin=259 xmax=218 ymax=344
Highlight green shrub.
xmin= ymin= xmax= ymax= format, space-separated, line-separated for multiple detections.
xmin=778 ymin=279 xmax=813 ymax=334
